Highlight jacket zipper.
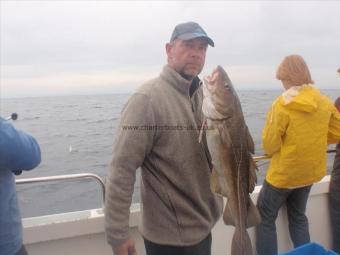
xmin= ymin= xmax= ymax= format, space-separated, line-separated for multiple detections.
xmin=190 ymin=98 xmax=194 ymax=112
xmin=189 ymin=80 xmax=201 ymax=112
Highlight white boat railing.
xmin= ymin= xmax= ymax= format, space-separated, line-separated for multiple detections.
xmin=17 ymin=150 xmax=336 ymax=254
xmin=21 ymin=176 xmax=335 ymax=255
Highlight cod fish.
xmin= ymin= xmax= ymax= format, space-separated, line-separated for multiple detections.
xmin=201 ymin=66 xmax=261 ymax=255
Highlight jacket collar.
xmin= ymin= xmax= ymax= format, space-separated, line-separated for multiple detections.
xmin=160 ymin=65 xmax=201 ymax=96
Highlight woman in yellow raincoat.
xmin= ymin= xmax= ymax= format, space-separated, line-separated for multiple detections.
xmin=255 ymin=55 xmax=340 ymax=255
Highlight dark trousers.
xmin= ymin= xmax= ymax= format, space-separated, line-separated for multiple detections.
xmin=330 ymin=145 xmax=340 ymax=253
xmin=15 ymin=245 xmax=29 ymax=255
xmin=255 ymin=180 xmax=312 ymax=255
xmin=144 ymin=233 xmax=212 ymax=255
xmin=330 ymin=189 xmax=340 ymax=253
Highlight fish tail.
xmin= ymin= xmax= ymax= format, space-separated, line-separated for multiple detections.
xmin=231 ymin=227 xmax=253 ymax=255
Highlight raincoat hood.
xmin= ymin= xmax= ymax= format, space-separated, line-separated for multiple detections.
xmin=279 ymin=84 xmax=319 ymax=113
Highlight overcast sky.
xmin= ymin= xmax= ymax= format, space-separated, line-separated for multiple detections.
xmin=1 ymin=1 xmax=339 ymax=98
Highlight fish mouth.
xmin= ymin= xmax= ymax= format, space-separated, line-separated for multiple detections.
xmin=203 ymin=66 xmax=222 ymax=85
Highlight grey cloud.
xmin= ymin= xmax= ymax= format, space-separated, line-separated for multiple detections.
xmin=1 ymin=1 xmax=339 ymax=97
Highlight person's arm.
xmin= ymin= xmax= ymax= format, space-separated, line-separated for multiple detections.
xmin=105 ymin=93 xmax=155 ymax=254
xmin=262 ymin=100 xmax=289 ymax=156
xmin=0 ymin=117 xmax=41 ymax=172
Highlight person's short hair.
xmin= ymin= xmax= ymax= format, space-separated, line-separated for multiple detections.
xmin=276 ymin=55 xmax=313 ymax=86
xmin=170 ymin=21 xmax=214 ymax=47
xmin=335 ymin=97 xmax=340 ymax=108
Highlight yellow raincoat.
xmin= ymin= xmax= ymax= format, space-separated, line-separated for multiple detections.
xmin=263 ymin=85 xmax=340 ymax=189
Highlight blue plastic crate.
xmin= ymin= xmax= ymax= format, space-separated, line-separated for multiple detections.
xmin=280 ymin=242 xmax=338 ymax=255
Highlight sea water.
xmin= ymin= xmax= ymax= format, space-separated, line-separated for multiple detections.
xmin=1 ymin=90 xmax=338 ymax=217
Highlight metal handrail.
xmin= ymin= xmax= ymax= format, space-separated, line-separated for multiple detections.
xmin=253 ymin=149 xmax=336 ymax=162
xmin=16 ymin=173 xmax=105 ymax=204
xmin=15 ymin=148 xmax=335 ymax=205
xmin=253 ymin=155 xmax=270 ymax=161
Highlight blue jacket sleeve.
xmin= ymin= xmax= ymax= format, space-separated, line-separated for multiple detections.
xmin=0 ymin=118 xmax=41 ymax=172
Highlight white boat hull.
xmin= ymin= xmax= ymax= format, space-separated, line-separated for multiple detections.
xmin=24 ymin=176 xmax=333 ymax=255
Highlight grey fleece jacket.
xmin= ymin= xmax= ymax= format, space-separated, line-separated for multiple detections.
xmin=105 ymin=65 xmax=223 ymax=247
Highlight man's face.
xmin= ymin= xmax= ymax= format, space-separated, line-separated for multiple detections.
xmin=166 ymin=37 xmax=208 ymax=80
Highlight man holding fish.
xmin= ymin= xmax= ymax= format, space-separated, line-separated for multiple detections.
xmin=105 ymin=22 xmax=223 ymax=255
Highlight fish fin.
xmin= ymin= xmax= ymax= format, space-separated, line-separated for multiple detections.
xmin=248 ymin=156 xmax=257 ymax=193
xmin=198 ymin=117 xmax=207 ymax=144
xmin=245 ymin=125 xmax=255 ymax=153
xmin=217 ymin=123 xmax=231 ymax=146
xmin=231 ymin=228 xmax=253 ymax=255
xmin=223 ymin=201 xmax=235 ymax=226
xmin=246 ymin=198 xmax=261 ymax=228
xmin=210 ymin=167 xmax=222 ymax=194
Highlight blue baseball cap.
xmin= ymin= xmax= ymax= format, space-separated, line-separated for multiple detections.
xmin=170 ymin=22 xmax=214 ymax=47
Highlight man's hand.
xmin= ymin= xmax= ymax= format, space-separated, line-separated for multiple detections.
xmin=112 ymin=238 xmax=137 ymax=255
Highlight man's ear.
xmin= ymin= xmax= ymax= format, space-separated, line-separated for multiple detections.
xmin=165 ymin=43 xmax=173 ymax=58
